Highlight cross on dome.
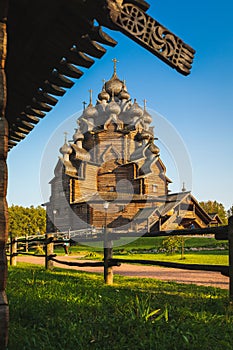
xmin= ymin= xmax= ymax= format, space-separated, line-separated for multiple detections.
xmin=64 ymin=131 xmax=68 ymax=143
xmin=112 ymin=58 xmax=119 ymax=75
xmin=82 ymin=101 xmax=87 ymax=111
xmin=88 ymin=89 xmax=93 ymax=106
xmin=143 ymin=99 xmax=147 ymax=110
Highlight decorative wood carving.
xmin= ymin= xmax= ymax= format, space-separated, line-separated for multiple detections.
xmin=106 ymin=1 xmax=195 ymax=76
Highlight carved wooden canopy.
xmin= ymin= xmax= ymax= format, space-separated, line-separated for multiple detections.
xmin=5 ymin=0 xmax=195 ymax=149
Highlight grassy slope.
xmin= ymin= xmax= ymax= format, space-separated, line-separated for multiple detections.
xmin=7 ymin=264 xmax=233 ymax=350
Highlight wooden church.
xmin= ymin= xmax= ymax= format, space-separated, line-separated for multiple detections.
xmin=45 ymin=62 xmax=216 ymax=234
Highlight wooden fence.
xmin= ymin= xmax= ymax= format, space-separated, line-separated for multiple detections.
xmin=7 ymin=216 xmax=233 ymax=300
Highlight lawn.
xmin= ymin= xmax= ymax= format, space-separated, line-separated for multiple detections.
xmin=53 ymin=236 xmax=229 ymax=266
xmin=113 ymin=251 xmax=229 ymax=266
xmin=7 ymin=263 xmax=233 ymax=350
xmin=62 ymin=236 xmax=228 ymax=255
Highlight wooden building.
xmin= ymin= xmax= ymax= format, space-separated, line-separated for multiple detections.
xmin=45 ymin=64 xmax=214 ymax=233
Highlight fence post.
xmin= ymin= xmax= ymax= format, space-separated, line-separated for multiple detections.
xmin=25 ymin=234 xmax=28 ymax=253
xmin=104 ymin=239 xmax=113 ymax=285
xmin=45 ymin=234 xmax=54 ymax=270
xmin=228 ymin=216 xmax=233 ymax=302
xmin=10 ymin=235 xmax=17 ymax=266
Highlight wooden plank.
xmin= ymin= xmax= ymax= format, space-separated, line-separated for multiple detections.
xmin=89 ymin=26 xmax=117 ymax=47
xmin=45 ymin=234 xmax=54 ymax=270
xmin=43 ymin=81 xmax=66 ymax=96
xmin=0 ymin=15 xmax=9 ymax=349
xmin=145 ymin=225 xmax=228 ymax=238
xmin=18 ymin=113 xmax=40 ymax=124
xmin=17 ymin=120 xmax=35 ymax=131
xmin=66 ymin=49 xmax=94 ymax=68
xmin=31 ymin=99 xmax=52 ymax=112
xmin=228 ymin=216 xmax=233 ymax=301
xmin=25 ymin=107 xmax=46 ymax=118
xmin=35 ymin=91 xmax=58 ymax=106
xmin=75 ymin=35 xmax=106 ymax=58
xmin=57 ymin=61 xmax=83 ymax=79
xmin=49 ymin=70 xmax=74 ymax=88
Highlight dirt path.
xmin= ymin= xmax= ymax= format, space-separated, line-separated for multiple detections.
xmin=16 ymin=255 xmax=229 ymax=290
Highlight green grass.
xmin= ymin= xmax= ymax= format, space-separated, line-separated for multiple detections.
xmin=68 ymin=250 xmax=228 ymax=266
xmin=53 ymin=236 xmax=228 ymax=256
xmin=113 ymin=251 xmax=229 ymax=265
xmin=52 ymin=236 xmax=229 ymax=266
xmin=7 ymin=263 xmax=233 ymax=350
xmin=112 ymin=236 xmax=228 ymax=251
xmin=57 ymin=236 xmax=228 ymax=255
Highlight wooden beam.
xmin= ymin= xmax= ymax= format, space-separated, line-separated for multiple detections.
xmin=75 ymin=35 xmax=106 ymax=58
xmin=18 ymin=113 xmax=40 ymax=124
xmin=35 ymin=91 xmax=58 ymax=106
xmin=42 ymin=81 xmax=66 ymax=96
xmin=89 ymin=26 xmax=117 ymax=47
xmin=49 ymin=70 xmax=74 ymax=89
xmin=0 ymin=10 xmax=9 ymax=348
xmin=228 ymin=216 xmax=233 ymax=301
xmin=100 ymin=1 xmax=195 ymax=76
xmin=57 ymin=61 xmax=83 ymax=79
xmin=66 ymin=49 xmax=95 ymax=68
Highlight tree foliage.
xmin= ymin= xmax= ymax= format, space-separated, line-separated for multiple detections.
xmin=199 ymin=200 xmax=227 ymax=225
xmin=9 ymin=205 xmax=46 ymax=238
xmin=227 ymin=205 xmax=233 ymax=218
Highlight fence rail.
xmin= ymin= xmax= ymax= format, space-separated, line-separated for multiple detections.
xmin=7 ymin=216 xmax=233 ymax=300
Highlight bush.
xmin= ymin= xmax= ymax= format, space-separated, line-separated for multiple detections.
xmin=160 ymin=236 xmax=182 ymax=255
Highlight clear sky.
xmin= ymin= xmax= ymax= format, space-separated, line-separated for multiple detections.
xmin=7 ymin=0 xmax=233 ymax=211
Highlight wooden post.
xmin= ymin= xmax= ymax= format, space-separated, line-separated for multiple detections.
xmin=45 ymin=234 xmax=54 ymax=270
xmin=0 ymin=3 xmax=9 ymax=348
xmin=10 ymin=235 xmax=17 ymax=266
xmin=103 ymin=203 xmax=113 ymax=285
xmin=104 ymin=240 xmax=113 ymax=285
xmin=228 ymin=216 xmax=233 ymax=302
xmin=25 ymin=234 xmax=28 ymax=252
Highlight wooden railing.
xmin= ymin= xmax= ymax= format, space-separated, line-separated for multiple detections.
xmin=6 ymin=216 xmax=233 ymax=301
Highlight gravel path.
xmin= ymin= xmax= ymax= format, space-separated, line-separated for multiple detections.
xmin=16 ymin=255 xmax=229 ymax=290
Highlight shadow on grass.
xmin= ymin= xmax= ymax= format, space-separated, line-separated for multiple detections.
xmin=7 ymin=264 xmax=233 ymax=350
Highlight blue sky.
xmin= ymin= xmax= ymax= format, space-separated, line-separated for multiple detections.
xmin=7 ymin=0 xmax=233 ymax=210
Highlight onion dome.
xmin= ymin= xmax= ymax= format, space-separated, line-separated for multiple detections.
xmin=119 ymin=82 xmax=130 ymax=101
xmin=60 ymin=132 xmax=72 ymax=155
xmin=105 ymin=74 xmax=124 ymax=96
xmin=98 ymin=83 xmax=110 ymax=102
xmin=60 ymin=142 xmax=72 ymax=155
xmin=143 ymin=110 xmax=152 ymax=124
xmin=104 ymin=58 xmax=124 ymax=96
xmin=82 ymin=88 xmax=98 ymax=119
xmin=73 ymin=128 xmax=84 ymax=143
xmin=128 ymin=99 xmax=144 ymax=119
xmin=82 ymin=104 xmax=98 ymax=119
xmin=142 ymin=99 xmax=152 ymax=125
xmin=106 ymin=95 xmax=121 ymax=116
